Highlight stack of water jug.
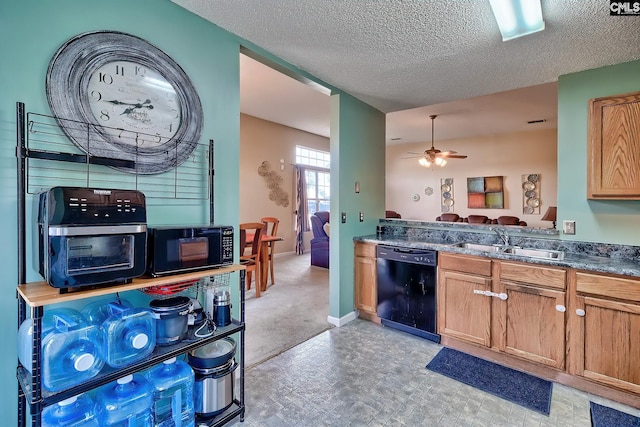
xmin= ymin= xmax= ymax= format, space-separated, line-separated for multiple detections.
xmin=17 ymin=299 xmax=196 ymax=427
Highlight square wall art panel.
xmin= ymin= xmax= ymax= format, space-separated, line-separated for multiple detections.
xmin=467 ymin=176 xmax=504 ymax=209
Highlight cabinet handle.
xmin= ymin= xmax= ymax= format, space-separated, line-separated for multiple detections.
xmin=576 ymin=309 xmax=586 ymax=317
xmin=556 ymin=305 xmax=566 ymax=313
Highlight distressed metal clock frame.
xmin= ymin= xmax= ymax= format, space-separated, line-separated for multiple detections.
xmin=46 ymin=31 xmax=203 ymax=174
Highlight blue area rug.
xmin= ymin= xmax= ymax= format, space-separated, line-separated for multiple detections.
xmin=426 ymin=347 xmax=552 ymax=415
xmin=590 ymin=402 xmax=640 ymax=427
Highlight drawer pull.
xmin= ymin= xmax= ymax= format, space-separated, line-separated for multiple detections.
xmin=576 ymin=309 xmax=586 ymax=317
xmin=556 ymin=304 xmax=566 ymax=313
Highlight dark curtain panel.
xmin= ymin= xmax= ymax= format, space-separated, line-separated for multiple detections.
xmin=295 ymin=165 xmax=309 ymax=255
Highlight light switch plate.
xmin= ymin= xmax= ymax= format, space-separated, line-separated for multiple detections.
xmin=359 ymin=211 xmax=364 ymax=222
xmin=563 ymin=220 xmax=576 ymax=235
xmin=341 ymin=211 xmax=347 ymax=223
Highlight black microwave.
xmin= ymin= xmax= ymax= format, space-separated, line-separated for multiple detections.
xmin=146 ymin=225 xmax=234 ymax=277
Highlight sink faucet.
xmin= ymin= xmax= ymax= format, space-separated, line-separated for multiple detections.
xmin=492 ymin=227 xmax=510 ymax=246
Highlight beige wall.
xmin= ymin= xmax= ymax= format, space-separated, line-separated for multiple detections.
xmin=240 ymin=113 xmax=330 ymax=253
xmin=386 ymin=128 xmax=557 ymax=228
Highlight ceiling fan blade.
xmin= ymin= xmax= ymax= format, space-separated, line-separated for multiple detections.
xmin=438 ymin=150 xmax=458 ymax=156
xmin=406 ymin=151 xmax=422 ymax=155
xmin=445 ymin=154 xmax=468 ymax=159
xmin=402 ymin=155 xmax=426 ymax=160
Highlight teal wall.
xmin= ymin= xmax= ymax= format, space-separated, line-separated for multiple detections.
xmin=558 ymin=60 xmax=640 ymax=245
xmin=329 ymin=93 xmax=386 ymax=319
xmin=0 ymin=0 xmax=386 ymax=423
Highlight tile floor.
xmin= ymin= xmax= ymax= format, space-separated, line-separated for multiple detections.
xmin=229 ymin=319 xmax=640 ymax=427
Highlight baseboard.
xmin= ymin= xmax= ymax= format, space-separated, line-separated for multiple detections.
xmin=274 ymin=250 xmax=297 ymax=258
xmin=327 ymin=311 xmax=358 ymax=327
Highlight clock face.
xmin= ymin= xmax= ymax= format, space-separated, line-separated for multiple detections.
xmin=87 ymin=61 xmax=182 ymax=145
xmin=46 ymin=31 xmax=203 ymax=174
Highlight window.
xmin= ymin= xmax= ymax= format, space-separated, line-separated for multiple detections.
xmin=296 ymin=146 xmax=330 ymax=220
xmin=295 ymin=146 xmax=330 ymax=168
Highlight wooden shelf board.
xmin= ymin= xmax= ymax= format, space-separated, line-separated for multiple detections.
xmin=17 ymin=264 xmax=245 ymax=307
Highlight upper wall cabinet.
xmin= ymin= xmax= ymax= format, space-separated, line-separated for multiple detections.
xmin=588 ymin=91 xmax=640 ymax=199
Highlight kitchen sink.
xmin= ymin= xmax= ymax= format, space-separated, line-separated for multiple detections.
xmin=452 ymin=242 xmax=565 ymax=260
xmin=452 ymin=242 xmax=503 ymax=252
xmin=503 ymin=247 xmax=565 ymax=260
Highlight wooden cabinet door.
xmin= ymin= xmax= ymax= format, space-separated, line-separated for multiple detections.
xmin=438 ymin=270 xmax=492 ymax=347
xmin=354 ymin=243 xmax=379 ymax=322
xmin=588 ymin=91 xmax=640 ymax=199
xmin=498 ymin=281 xmax=566 ymax=369
xmin=573 ymin=296 xmax=640 ymax=394
xmin=572 ymin=271 xmax=640 ymax=393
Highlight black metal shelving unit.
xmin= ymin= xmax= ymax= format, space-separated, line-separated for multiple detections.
xmin=15 ymin=101 xmax=245 ymax=427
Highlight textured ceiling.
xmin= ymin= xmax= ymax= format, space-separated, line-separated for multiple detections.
xmin=173 ymin=0 xmax=640 ymax=144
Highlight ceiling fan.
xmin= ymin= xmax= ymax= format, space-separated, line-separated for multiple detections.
xmin=405 ymin=115 xmax=468 ymax=168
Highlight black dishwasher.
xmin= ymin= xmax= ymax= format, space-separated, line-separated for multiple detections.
xmin=376 ymin=245 xmax=439 ymax=343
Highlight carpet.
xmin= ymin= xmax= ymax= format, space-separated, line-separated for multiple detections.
xmin=244 ymin=252 xmax=333 ymax=368
xmin=426 ymin=347 xmax=553 ymax=415
xmin=590 ymin=402 xmax=640 ymax=427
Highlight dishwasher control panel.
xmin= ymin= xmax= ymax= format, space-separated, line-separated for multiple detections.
xmin=376 ymin=245 xmax=437 ymax=266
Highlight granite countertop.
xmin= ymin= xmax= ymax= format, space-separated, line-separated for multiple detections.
xmin=355 ymin=234 xmax=640 ymax=278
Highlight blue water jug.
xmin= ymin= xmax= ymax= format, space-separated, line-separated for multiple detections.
xmin=42 ymin=393 xmax=100 ymax=426
xmin=146 ymin=357 xmax=195 ymax=427
xmin=17 ymin=308 xmax=105 ymax=392
xmin=95 ymin=374 xmax=153 ymax=427
xmin=83 ymin=299 xmax=156 ymax=368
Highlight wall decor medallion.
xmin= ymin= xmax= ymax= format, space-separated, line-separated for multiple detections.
xmin=424 ymin=187 xmax=434 ymax=196
xmin=440 ymin=178 xmax=454 ymax=212
xmin=46 ymin=31 xmax=203 ymax=174
xmin=522 ymin=174 xmax=541 ymax=215
xmin=258 ymin=161 xmax=289 ymax=207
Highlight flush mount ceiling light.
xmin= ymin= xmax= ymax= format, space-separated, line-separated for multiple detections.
xmin=404 ymin=115 xmax=467 ymax=169
xmin=489 ymin=0 xmax=545 ymax=41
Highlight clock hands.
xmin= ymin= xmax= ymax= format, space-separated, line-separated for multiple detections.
xmin=106 ymin=99 xmax=154 ymax=115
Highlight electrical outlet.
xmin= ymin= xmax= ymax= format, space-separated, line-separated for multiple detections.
xmin=341 ymin=211 xmax=347 ymax=223
xmin=359 ymin=211 xmax=364 ymax=222
xmin=563 ymin=220 xmax=576 ymax=235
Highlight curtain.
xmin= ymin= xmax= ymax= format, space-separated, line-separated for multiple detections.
xmin=294 ymin=165 xmax=309 ymax=255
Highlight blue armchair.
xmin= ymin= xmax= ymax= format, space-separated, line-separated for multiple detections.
xmin=310 ymin=211 xmax=330 ymax=268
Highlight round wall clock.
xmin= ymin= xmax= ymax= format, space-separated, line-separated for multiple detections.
xmin=46 ymin=31 xmax=203 ymax=174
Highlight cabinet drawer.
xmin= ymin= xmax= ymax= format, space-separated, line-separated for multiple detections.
xmin=439 ymin=253 xmax=492 ymax=276
xmin=355 ymin=242 xmax=376 ymax=258
xmin=576 ymin=271 xmax=640 ymax=303
xmin=500 ymin=261 xmax=566 ymax=290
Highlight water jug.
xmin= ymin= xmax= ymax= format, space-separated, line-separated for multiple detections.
xmin=17 ymin=308 xmax=105 ymax=392
xmin=83 ymin=299 xmax=156 ymax=368
xmin=95 ymin=374 xmax=153 ymax=427
xmin=42 ymin=393 xmax=100 ymax=427
xmin=146 ymin=357 xmax=195 ymax=427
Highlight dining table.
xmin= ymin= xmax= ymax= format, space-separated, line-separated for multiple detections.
xmin=245 ymin=232 xmax=284 ymax=294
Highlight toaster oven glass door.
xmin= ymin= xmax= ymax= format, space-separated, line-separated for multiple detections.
xmin=67 ymin=235 xmax=135 ymax=275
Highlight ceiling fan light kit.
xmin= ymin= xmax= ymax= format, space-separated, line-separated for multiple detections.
xmin=415 ymin=114 xmax=466 ymax=169
xmin=489 ymin=0 xmax=545 ymax=41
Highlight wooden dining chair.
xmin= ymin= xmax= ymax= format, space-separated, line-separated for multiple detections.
xmin=260 ymin=217 xmax=280 ymax=286
xmin=239 ymin=222 xmax=264 ymax=298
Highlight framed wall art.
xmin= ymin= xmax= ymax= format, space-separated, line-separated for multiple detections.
xmin=467 ymin=176 xmax=504 ymax=209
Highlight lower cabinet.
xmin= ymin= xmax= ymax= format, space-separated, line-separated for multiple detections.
xmin=497 ymin=262 xmax=566 ymax=369
xmin=570 ymin=271 xmax=640 ymax=394
xmin=438 ymin=253 xmax=492 ymax=346
xmin=438 ymin=254 xmax=567 ymax=369
xmin=354 ymin=242 xmax=379 ymax=322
